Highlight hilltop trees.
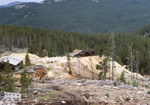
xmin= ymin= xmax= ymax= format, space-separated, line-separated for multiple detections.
xmin=1 ymin=25 xmax=150 ymax=74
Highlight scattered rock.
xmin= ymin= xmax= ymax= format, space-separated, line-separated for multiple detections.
xmin=99 ymin=100 xmax=109 ymax=105
xmin=115 ymin=97 xmax=121 ymax=102
xmin=137 ymin=91 xmax=144 ymax=94
xmin=33 ymin=98 xmax=38 ymax=103
xmin=33 ymin=90 xmax=38 ymax=95
xmin=52 ymin=86 xmax=62 ymax=91
xmin=77 ymin=83 xmax=82 ymax=86
xmin=61 ymin=100 xmax=66 ymax=104
xmin=125 ymin=96 xmax=131 ymax=102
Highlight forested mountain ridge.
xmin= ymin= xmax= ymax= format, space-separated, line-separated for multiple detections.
xmin=0 ymin=25 xmax=150 ymax=74
xmin=0 ymin=0 xmax=150 ymax=33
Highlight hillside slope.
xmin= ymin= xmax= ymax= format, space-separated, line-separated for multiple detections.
xmin=2 ymin=53 xmax=143 ymax=80
xmin=0 ymin=0 xmax=150 ymax=33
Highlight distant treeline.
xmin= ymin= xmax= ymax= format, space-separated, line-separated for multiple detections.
xmin=0 ymin=25 xmax=150 ymax=74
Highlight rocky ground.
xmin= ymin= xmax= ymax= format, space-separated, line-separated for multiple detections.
xmin=18 ymin=79 xmax=150 ymax=105
xmin=0 ymin=53 xmax=148 ymax=105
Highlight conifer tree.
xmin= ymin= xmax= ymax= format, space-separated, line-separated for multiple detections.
xmin=78 ymin=59 xmax=80 ymax=78
xmin=109 ymin=32 xmax=116 ymax=80
xmin=67 ymin=53 xmax=72 ymax=75
xmin=4 ymin=60 xmax=13 ymax=77
xmin=141 ymin=68 xmax=145 ymax=76
xmin=120 ymin=71 xmax=126 ymax=84
xmin=126 ymin=43 xmax=134 ymax=80
xmin=148 ymin=51 xmax=150 ymax=79
xmin=20 ymin=70 xmax=32 ymax=97
xmin=25 ymin=53 xmax=31 ymax=66
xmin=0 ymin=73 xmax=2 ymax=91
xmin=96 ymin=37 xmax=111 ymax=80
xmin=3 ymin=60 xmax=16 ymax=92
xmin=96 ymin=56 xmax=110 ymax=80
xmin=90 ymin=57 xmax=94 ymax=80
xmin=135 ymin=50 xmax=139 ymax=80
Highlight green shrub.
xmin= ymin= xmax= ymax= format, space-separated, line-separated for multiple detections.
xmin=100 ymin=75 xmax=104 ymax=81
xmin=38 ymin=95 xmax=51 ymax=99
xmin=68 ymin=68 xmax=72 ymax=75
xmin=21 ymin=95 xmax=25 ymax=99
xmin=98 ymin=72 xmax=103 ymax=80
xmin=47 ymin=66 xmax=53 ymax=71
xmin=114 ymin=81 xmax=117 ymax=86
xmin=147 ymin=91 xmax=150 ymax=94
xmin=117 ymin=77 xmax=120 ymax=82
xmin=141 ymin=68 xmax=145 ymax=76
xmin=132 ymin=80 xmax=138 ymax=87
xmin=120 ymin=71 xmax=126 ymax=84
xmin=105 ymin=93 xmax=110 ymax=98
xmin=63 ymin=89 xmax=69 ymax=92
xmin=127 ymin=81 xmax=130 ymax=85
xmin=145 ymin=85 xmax=149 ymax=88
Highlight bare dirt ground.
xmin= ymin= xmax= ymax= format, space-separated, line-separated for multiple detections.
xmin=0 ymin=53 xmax=148 ymax=105
xmin=18 ymin=79 xmax=150 ymax=105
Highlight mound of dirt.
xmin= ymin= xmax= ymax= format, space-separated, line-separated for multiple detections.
xmin=0 ymin=53 xmax=143 ymax=80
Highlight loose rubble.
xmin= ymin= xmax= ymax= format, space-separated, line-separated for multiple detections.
xmin=17 ymin=79 xmax=150 ymax=105
xmin=0 ymin=53 xmax=149 ymax=105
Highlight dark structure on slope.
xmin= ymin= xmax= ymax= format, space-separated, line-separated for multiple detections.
xmin=0 ymin=56 xmax=23 ymax=71
xmin=70 ymin=49 xmax=94 ymax=57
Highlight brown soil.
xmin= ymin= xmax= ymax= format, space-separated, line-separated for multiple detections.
xmin=18 ymin=79 xmax=150 ymax=105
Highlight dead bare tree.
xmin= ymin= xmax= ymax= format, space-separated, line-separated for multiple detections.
xmin=90 ymin=57 xmax=94 ymax=80
xmin=78 ymin=59 xmax=81 ymax=78
xmin=135 ymin=50 xmax=139 ymax=80
xmin=126 ymin=43 xmax=134 ymax=80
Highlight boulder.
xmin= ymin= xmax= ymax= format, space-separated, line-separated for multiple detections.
xmin=33 ymin=90 xmax=38 ymax=95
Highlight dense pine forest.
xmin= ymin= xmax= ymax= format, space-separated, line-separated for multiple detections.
xmin=0 ymin=25 xmax=150 ymax=74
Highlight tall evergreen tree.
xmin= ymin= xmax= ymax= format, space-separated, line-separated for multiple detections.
xmin=96 ymin=56 xmax=110 ymax=80
xmin=0 ymin=73 xmax=2 ymax=91
xmin=67 ymin=53 xmax=72 ymax=75
xmin=25 ymin=53 xmax=31 ymax=66
xmin=20 ymin=70 xmax=32 ymax=97
xmin=96 ymin=37 xmax=111 ymax=80
xmin=3 ymin=60 xmax=16 ymax=92
xmin=148 ymin=51 xmax=150 ymax=79
xmin=78 ymin=59 xmax=80 ymax=78
xmin=135 ymin=50 xmax=139 ymax=80
xmin=109 ymin=32 xmax=116 ymax=80
xmin=126 ymin=43 xmax=134 ymax=80
xmin=90 ymin=57 xmax=94 ymax=80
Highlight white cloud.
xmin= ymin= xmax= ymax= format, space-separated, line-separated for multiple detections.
xmin=0 ymin=0 xmax=43 ymax=5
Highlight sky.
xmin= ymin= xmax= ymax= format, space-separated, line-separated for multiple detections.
xmin=0 ymin=0 xmax=43 ymax=5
